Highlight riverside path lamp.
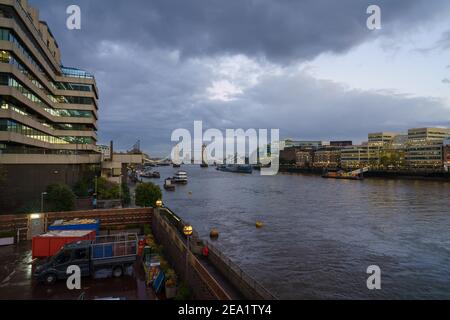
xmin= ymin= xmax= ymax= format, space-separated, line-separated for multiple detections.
xmin=183 ymin=225 xmax=193 ymax=281
xmin=156 ymin=200 xmax=163 ymax=208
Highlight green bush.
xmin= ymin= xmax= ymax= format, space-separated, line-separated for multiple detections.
xmin=96 ymin=177 xmax=120 ymax=200
xmin=46 ymin=184 xmax=76 ymax=212
xmin=121 ymin=182 xmax=131 ymax=205
xmin=135 ymin=182 xmax=162 ymax=207
xmin=73 ymin=179 xmax=90 ymax=197
xmin=143 ymin=224 xmax=152 ymax=236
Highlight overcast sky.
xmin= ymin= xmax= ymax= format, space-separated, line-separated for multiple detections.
xmin=30 ymin=0 xmax=450 ymax=157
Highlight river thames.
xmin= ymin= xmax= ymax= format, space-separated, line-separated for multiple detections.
xmin=144 ymin=166 xmax=450 ymax=299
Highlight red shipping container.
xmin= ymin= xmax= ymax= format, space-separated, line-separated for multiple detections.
xmin=32 ymin=230 xmax=96 ymax=259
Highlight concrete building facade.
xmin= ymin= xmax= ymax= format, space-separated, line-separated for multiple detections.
xmin=405 ymin=128 xmax=450 ymax=169
xmin=0 ymin=0 xmax=100 ymax=212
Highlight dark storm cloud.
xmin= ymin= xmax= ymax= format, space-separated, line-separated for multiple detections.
xmin=26 ymin=0 xmax=450 ymax=155
xmin=443 ymin=78 xmax=450 ymax=84
xmin=232 ymin=73 xmax=450 ymax=139
xmin=31 ymin=0 xmax=449 ymax=64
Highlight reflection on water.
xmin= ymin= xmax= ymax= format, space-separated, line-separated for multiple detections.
xmin=145 ymin=166 xmax=450 ymax=299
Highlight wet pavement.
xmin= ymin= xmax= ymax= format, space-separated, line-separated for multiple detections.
xmin=0 ymin=242 xmax=156 ymax=300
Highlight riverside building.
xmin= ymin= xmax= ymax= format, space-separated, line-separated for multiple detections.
xmin=405 ymin=128 xmax=450 ymax=169
xmin=0 ymin=0 xmax=100 ymax=212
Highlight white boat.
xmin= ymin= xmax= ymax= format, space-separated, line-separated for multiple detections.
xmin=173 ymin=171 xmax=188 ymax=184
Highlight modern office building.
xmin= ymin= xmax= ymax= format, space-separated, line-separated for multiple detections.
xmin=368 ymin=132 xmax=401 ymax=147
xmin=0 ymin=0 xmax=100 ymax=212
xmin=295 ymin=150 xmax=313 ymax=168
xmin=313 ymin=147 xmax=341 ymax=168
xmin=405 ymin=128 xmax=450 ymax=169
xmin=96 ymin=144 xmax=112 ymax=161
xmin=330 ymin=141 xmax=352 ymax=147
xmin=444 ymin=139 xmax=450 ymax=172
xmin=407 ymin=128 xmax=450 ymax=142
xmin=282 ymin=139 xmax=330 ymax=149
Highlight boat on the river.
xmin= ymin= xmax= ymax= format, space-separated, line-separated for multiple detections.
xmin=322 ymin=167 xmax=369 ymax=180
xmin=164 ymin=178 xmax=176 ymax=191
xmin=140 ymin=169 xmax=160 ymax=179
xmin=216 ymin=164 xmax=253 ymax=174
xmin=173 ymin=171 xmax=188 ymax=184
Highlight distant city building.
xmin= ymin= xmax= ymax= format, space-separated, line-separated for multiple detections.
xmin=405 ymin=128 xmax=450 ymax=169
xmin=283 ymin=139 xmax=330 ymax=149
xmin=389 ymin=135 xmax=408 ymax=150
xmin=340 ymin=145 xmax=369 ymax=168
xmin=95 ymin=144 xmax=111 ymax=160
xmin=313 ymin=146 xmax=341 ymax=168
xmin=295 ymin=150 xmax=313 ymax=168
xmin=368 ymin=132 xmax=402 ymax=147
xmin=339 ymin=133 xmax=393 ymax=169
xmin=444 ymin=139 xmax=450 ymax=171
xmin=330 ymin=141 xmax=352 ymax=147
xmin=407 ymin=127 xmax=450 ymax=142
xmin=281 ymin=128 xmax=450 ymax=171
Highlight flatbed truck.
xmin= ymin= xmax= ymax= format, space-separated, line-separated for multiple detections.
xmin=33 ymin=233 xmax=138 ymax=285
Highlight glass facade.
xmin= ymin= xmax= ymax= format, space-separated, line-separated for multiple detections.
xmin=55 ymin=82 xmax=93 ymax=92
xmin=0 ymin=15 xmax=97 ymax=155
xmin=54 ymin=95 xmax=95 ymax=105
xmin=0 ymin=119 xmax=94 ymax=145
xmin=0 ymin=50 xmax=94 ymax=106
xmin=0 ymin=73 xmax=94 ymax=118
xmin=61 ymin=66 xmax=94 ymax=79
xmin=0 ymin=29 xmax=94 ymax=92
xmin=1 ymin=100 xmax=93 ymax=131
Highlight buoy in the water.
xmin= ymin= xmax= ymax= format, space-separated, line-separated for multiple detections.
xmin=256 ymin=221 xmax=263 ymax=228
xmin=210 ymin=228 xmax=219 ymax=239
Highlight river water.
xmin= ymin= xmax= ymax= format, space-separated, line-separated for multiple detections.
xmin=144 ymin=165 xmax=450 ymax=299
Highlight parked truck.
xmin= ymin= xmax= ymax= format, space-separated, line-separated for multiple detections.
xmin=33 ymin=233 xmax=138 ymax=285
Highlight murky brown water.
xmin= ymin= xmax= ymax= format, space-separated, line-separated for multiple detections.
xmin=149 ymin=165 xmax=450 ymax=299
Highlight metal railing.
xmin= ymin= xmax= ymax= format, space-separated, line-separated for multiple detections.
xmin=154 ymin=209 xmax=231 ymax=299
xmin=206 ymin=241 xmax=277 ymax=300
xmin=160 ymin=207 xmax=277 ymax=300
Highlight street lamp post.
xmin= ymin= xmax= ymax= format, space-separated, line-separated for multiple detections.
xmin=41 ymin=192 xmax=47 ymax=213
xmin=183 ymin=225 xmax=193 ymax=281
xmin=118 ymin=174 xmax=122 ymax=204
xmin=93 ymin=175 xmax=98 ymax=209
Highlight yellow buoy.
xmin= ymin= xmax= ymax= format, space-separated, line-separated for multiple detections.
xmin=256 ymin=221 xmax=263 ymax=229
xmin=210 ymin=228 xmax=219 ymax=240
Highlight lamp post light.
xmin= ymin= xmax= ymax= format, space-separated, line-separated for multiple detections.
xmin=41 ymin=192 xmax=47 ymax=213
xmin=183 ymin=224 xmax=193 ymax=281
xmin=155 ymin=200 xmax=163 ymax=208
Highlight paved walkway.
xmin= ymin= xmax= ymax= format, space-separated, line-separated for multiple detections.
xmin=0 ymin=242 xmax=155 ymax=300
xmin=196 ymin=255 xmax=244 ymax=300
